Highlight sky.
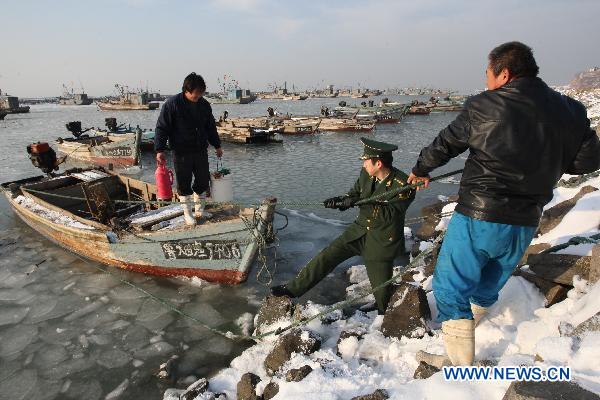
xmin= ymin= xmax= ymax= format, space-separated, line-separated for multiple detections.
xmin=0 ymin=0 xmax=598 ymax=97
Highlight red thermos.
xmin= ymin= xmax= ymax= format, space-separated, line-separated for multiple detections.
xmin=155 ymin=161 xmax=174 ymax=200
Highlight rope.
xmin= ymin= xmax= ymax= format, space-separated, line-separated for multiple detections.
xmin=557 ymin=170 xmax=600 ymax=188
xmin=250 ymin=232 xmax=445 ymax=340
xmin=540 ymin=232 xmax=600 ymax=254
xmin=19 ymin=169 xmax=464 ymax=210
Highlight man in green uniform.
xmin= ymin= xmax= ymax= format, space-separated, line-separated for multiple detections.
xmin=271 ymin=137 xmax=415 ymax=314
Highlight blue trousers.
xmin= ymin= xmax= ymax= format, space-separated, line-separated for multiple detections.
xmin=433 ymin=212 xmax=536 ymax=322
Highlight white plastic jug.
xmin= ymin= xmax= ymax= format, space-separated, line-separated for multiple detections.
xmin=211 ymin=174 xmax=233 ymax=202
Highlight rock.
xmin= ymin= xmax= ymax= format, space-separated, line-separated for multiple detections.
xmin=590 ymin=244 xmax=600 ymax=284
xmin=421 ymin=241 xmax=441 ymax=278
xmin=568 ymin=312 xmax=600 ymax=339
xmin=180 ymin=378 xmax=209 ymax=400
xmin=381 ymin=283 xmax=430 ymax=339
xmin=502 ymin=381 xmax=599 ymax=400
xmin=413 ymin=361 xmax=440 ymax=379
xmin=285 ymin=365 xmax=313 ymax=382
xmin=255 ymin=296 xmax=296 ymax=333
xmin=526 ymin=253 xmax=590 ymax=285
xmin=156 ymin=356 xmax=179 ymax=384
xmin=336 ymin=329 xmax=366 ymax=356
xmin=236 ymin=372 xmax=261 ymax=400
xmin=536 ymin=186 xmax=597 ymax=236
xmin=517 ymin=243 xmax=552 ymax=266
xmin=264 ymin=329 xmax=321 ymax=376
xmin=415 ymin=196 xmax=458 ymax=241
xmin=262 ymin=381 xmax=279 ymax=400
xmin=350 ymin=389 xmax=389 ymax=400
xmin=517 ymin=271 xmax=570 ymax=307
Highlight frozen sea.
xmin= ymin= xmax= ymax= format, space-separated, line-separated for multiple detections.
xmin=0 ymin=96 xmax=465 ymax=399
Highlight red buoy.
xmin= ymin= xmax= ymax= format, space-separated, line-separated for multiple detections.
xmin=155 ymin=161 xmax=174 ymax=200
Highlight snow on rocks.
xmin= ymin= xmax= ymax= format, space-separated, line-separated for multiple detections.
xmin=163 ymin=170 xmax=600 ymax=399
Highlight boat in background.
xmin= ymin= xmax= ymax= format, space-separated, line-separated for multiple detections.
xmin=59 ymin=84 xmax=93 ymax=105
xmin=1 ymin=167 xmax=277 ymax=284
xmin=0 ymin=89 xmax=31 ymax=114
xmin=56 ymin=118 xmax=142 ymax=168
xmin=206 ymin=88 xmax=257 ymax=104
xmin=96 ymin=84 xmax=159 ymax=111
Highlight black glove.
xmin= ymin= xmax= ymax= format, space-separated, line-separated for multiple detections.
xmin=323 ymin=196 xmax=342 ymax=209
xmin=337 ymin=196 xmax=356 ymax=211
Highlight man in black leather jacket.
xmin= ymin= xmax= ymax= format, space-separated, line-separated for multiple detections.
xmin=408 ymin=42 xmax=600 ymax=367
xmin=155 ymin=73 xmax=223 ymax=226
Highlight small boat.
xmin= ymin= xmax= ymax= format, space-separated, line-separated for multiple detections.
xmin=96 ymin=84 xmax=159 ymax=111
xmin=1 ymin=168 xmax=277 ymax=284
xmin=56 ymin=119 xmax=142 ymax=168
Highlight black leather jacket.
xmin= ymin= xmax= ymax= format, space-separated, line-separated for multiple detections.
xmin=413 ymin=77 xmax=600 ymax=227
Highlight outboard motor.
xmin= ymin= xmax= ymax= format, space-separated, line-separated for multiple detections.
xmin=66 ymin=121 xmax=83 ymax=138
xmin=368 ymin=100 xmax=374 ymax=107
xmin=338 ymin=101 xmax=347 ymax=107
xmin=381 ymin=97 xmax=389 ymax=104
xmin=267 ymin=107 xmax=275 ymax=117
xmin=105 ymin=117 xmax=117 ymax=131
xmin=27 ymin=142 xmax=63 ymax=175
xmin=360 ymin=101 xmax=367 ymax=107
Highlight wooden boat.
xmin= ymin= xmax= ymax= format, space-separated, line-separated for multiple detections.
xmin=1 ymin=168 xmax=277 ymax=284
xmin=279 ymin=118 xmax=321 ymax=134
xmin=56 ymin=121 xmax=142 ymax=168
xmin=318 ymin=118 xmax=375 ymax=132
xmin=217 ymin=126 xmax=282 ymax=144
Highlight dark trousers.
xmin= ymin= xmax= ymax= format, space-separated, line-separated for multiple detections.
xmin=286 ymin=234 xmax=393 ymax=314
xmin=173 ymin=150 xmax=210 ymax=196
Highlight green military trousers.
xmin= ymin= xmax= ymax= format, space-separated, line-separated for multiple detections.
xmin=286 ymin=234 xmax=393 ymax=314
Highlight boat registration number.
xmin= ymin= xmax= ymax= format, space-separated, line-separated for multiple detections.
xmin=160 ymin=240 xmax=242 ymax=260
xmin=100 ymin=147 xmax=133 ymax=157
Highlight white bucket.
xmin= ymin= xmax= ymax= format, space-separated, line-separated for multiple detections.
xmin=211 ymin=174 xmax=233 ymax=202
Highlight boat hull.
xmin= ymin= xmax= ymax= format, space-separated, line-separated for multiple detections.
xmin=97 ymin=102 xmax=159 ymax=111
xmin=4 ymin=188 xmax=276 ymax=285
xmin=56 ymin=133 xmax=139 ymax=168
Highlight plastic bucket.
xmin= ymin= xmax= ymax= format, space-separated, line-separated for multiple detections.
xmin=211 ymin=174 xmax=233 ymax=202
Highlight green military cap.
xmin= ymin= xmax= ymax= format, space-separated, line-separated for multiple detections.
xmin=359 ymin=137 xmax=398 ymax=160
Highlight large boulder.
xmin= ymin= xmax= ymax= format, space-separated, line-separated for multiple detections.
xmin=415 ymin=196 xmax=458 ymax=241
xmin=381 ymin=283 xmax=431 ymax=339
xmin=502 ymin=381 xmax=599 ymax=400
xmin=537 ymin=186 xmax=597 ymax=236
xmin=236 ymin=372 xmax=261 ymax=400
xmin=255 ymin=295 xmax=296 ymax=334
xmin=516 ymin=271 xmax=570 ymax=307
xmin=526 ymin=254 xmax=590 ymax=285
xmin=517 ymin=243 xmax=552 ymax=266
xmin=264 ymin=329 xmax=321 ymax=376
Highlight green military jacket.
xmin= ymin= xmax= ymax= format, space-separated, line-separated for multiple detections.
xmin=340 ymin=166 xmax=415 ymax=260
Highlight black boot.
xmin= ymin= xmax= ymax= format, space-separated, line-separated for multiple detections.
xmin=270 ymin=284 xmax=295 ymax=298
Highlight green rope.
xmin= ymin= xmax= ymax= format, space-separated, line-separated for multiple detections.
xmin=540 ymin=233 xmax=600 ymax=254
xmin=250 ymin=232 xmax=445 ymax=340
